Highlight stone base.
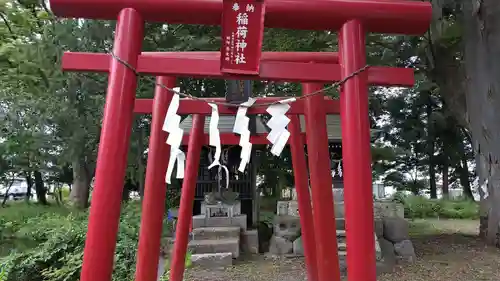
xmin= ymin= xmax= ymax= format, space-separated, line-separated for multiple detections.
xmin=191 ymin=252 xmax=233 ymax=268
xmin=241 ymin=229 xmax=259 ymax=254
xmin=193 ymin=214 xmax=247 ymax=230
xmin=188 ymin=238 xmax=240 ymax=258
xmin=201 ymin=201 xmax=241 ymax=217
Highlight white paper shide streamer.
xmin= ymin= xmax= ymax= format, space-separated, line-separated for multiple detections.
xmin=162 ymin=87 xmax=186 ymax=184
xmin=266 ymin=98 xmax=295 ymax=156
xmin=233 ymin=98 xmax=256 ymax=172
xmin=207 ymin=103 xmax=230 ymax=189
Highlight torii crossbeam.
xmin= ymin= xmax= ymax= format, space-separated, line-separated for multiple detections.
xmin=49 ymin=1 xmax=432 ymax=281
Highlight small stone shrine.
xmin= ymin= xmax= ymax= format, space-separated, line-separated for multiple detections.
xmin=185 ymin=191 xmax=259 ymax=268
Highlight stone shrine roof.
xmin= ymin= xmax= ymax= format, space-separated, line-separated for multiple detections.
xmin=179 ymin=114 xmax=376 ymax=141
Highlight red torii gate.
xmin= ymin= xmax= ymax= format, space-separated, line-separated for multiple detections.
xmin=49 ymin=1 xmax=431 ymax=281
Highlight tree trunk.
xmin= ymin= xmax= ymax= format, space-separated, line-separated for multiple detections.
xmin=34 ymin=170 xmax=48 ymax=205
xmin=427 ymin=97 xmax=437 ymax=199
xmin=442 ymin=162 xmax=449 ymax=199
xmin=70 ymin=158 xmax=91 ymax=209
xmin=457 ymin=141 xmax=473 ymax=200
xmin=122 ymin=179 xmax=134 ymax=202
xmin=2 ymin=176 xmax=15 ymax=207
xmin=25 ymin=171 xmax=33 ymax=202
xmin=463 ymin=0 xmax=500 ymax=246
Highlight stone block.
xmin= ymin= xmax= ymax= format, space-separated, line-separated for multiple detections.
xmin=193 ymin=215 xmax=206 ymax=229
xmin=292 ymin=236 xmax=304 ymax=256
xmin=202 ymin=214 xmax=246 ymax=230
xmin=288 ymin=201 xmax=299 ymax=217
xmin=269 ymin=236 xmax=293 ymax=255
xmin=333 ymin=188 xmax=344 ymax=202
xmin=335 ymin=218 xmax=346 ymax=230
xmin=277 ymin=201 xmax=289 ymax=215
xmin=190 ymin=253 xmax=233 ymax=268
xmin=374 ymin=219 xmax=384 ymax=238
xmin=273 ymin=215 xmax=301 ymax=241
xmin=334 ymin=202 xmax=345 ymax=218
xmin=192 ymin=226 xmax=240 ymax=240
xmin=201 ymin=201 xmax=241 ymax=217
xmin=205 ymin=216 xmax=231 ymax=228
xmin=188 ymin=238 xmax=240 ymax=258
xmin=336 ymin=230 xmax=346 ymax=244
xmin=383 ymin=217 xmax=410 ymax=243
xmin=374 ymin=201 xmax=404 ymax=218
xmin=241 ymin=229 xmax=259 ymax=254
xmin=338 ymin=242 xmax=347 ymax=251
xmin=231 ymin=214 xmax=247 ymax=230
xmin=378 ymin=237 xmax=397 ymax=265
xmin=374 ymin=233 xmax=382 ymax=261
xmin=394 ymin=239 xmax=416 ymax=263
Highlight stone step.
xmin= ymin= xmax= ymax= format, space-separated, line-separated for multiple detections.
xmin=192 ymin=214 xmax=247 ymax=230
xmin=338 ymin=250 xmax=347 ymax=259
xmin=335 ymin=218 xmax=345 ymax=230
xmin=188 ymin=238 xmax=240 ymax=258
xmin=192 ymin=226 xmax=241 ymax=240
xmin=334 ymin=202 xmax=345 ymax=218
xmin=190 ymin=252 xmax=233 ymax=268
xmin=338 ymin=242 xmax=347 ymax=251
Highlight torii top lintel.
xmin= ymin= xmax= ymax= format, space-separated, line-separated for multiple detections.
xmin=50 ymin=0 xmax=432 ymax=35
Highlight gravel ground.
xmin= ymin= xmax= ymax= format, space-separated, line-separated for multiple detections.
xmin=184 ymin=220 xmax=500 ymax=281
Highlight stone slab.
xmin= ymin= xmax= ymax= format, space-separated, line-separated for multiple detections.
xmin=288 ymin=201 xmax=299 ymax=217
xmin=293 ymin=236 xmax=304 ymax=256
xmin=203 ymin=214 xmax=247 ymax=230
xmin=188 ymin=238 xmax=240 ymax=258
xmin=201 ymin=201 xmax=241 ymax=217
xmin=374 ymin=201 xmax=404 ymax=218
xmin=192 ymin=226 xmax=240 ymax=240
xmin=277 ymin=201 xmax=289 ymax=216
xmin=269 ymin=236 xmax=293 ymax=255
xmin=394 ymin=239 xmax=416 ymax=263
xmin=231 ymin=214 xmax=248 ymax=230
xmin=333 ymin=188 xmax=344 ymax=202
xmin=241 ymin=229 xmax=259 ymax=254
xmin=383 ymin=217 xmax=410 ymax=243
xmin=193 ymin=214 xmax=206 ymax=229
xmin=190 ymin=252 xmax=233 ymax=268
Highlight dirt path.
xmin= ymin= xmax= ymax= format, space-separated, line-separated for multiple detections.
xmin=184 ymin=219 xmax=500 ymax=281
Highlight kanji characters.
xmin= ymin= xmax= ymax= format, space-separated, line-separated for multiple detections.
xmin=236 ymin=39 xmax=247 ymax=52
xmin=235 ymin=53 xmax=246 ymax=64
xmin=236 ymin=13 xmax=248 ymax=25
xmin=236 ymin=26 xmax=248 ymax=39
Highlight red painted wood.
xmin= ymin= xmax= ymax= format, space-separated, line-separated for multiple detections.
xmin=288 ymin=115 xmax=319 ymax=281
xmin=303 ymin=83 xmax=341 ymax=281
xmin=339 ymin=20 xmax=377 ymax=281
xmin=79 ymin=9 xmax=144 ymax=281
xmin=169 ymin=114 xmax=205 ymax=281
xmin=138 ymin=51 xmax=340 ymax=63
xmin=49 ymin=0 xmax=432 ymax=35
xmin=133 ymin=98 xmax=341 ymax=115
xmin=135 ymin=77 xmax=176 ymax=281
xmin=62 ymin=52 xmax=414 ymax=86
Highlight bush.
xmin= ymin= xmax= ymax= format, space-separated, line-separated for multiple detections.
xmin=0 ymin=201 xmax=178 ymax=281
xmin=395 ymin=195 xmax=479 ymax=219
